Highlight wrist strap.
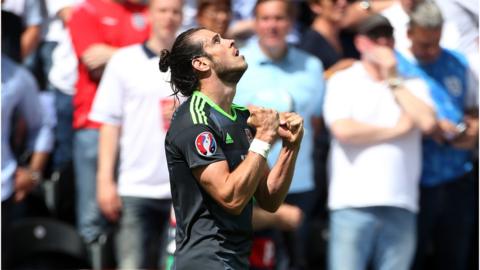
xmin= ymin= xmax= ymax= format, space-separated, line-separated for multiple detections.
xmin=249 ymin=139 xmax=271 ymax=159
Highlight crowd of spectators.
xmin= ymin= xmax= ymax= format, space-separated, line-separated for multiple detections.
xmin=1 ymin=0 xmax=478 ymax=269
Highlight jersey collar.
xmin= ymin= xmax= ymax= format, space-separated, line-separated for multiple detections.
xmin=193 ymin=91 xmax=237 ymax=121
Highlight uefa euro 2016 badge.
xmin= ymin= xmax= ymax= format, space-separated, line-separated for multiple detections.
xmin=195 ymin=132 xmax=217 ymax=157
xmin=131 ymin=13 xmax=146 ymax=30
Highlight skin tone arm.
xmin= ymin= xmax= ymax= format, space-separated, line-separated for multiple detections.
xmin=193 ymin=106 xmax=279 ymax=215
xmin=15 ymin=152 xmax=49 ymax=202
xmin=254 ymin=112 xmax=303 ymax=212
xmin=367 ymin=46 xmax=436 ymax=133
xmin=330 ymin=114 xmax=414 ymax=145
xmin=21 ymin=25 xmax=42 ymax=59
xmin=341 ymin=0 xmax=394 ymax=29
xmin=193 ymin=107 xmax=304 ymax=215
xmin=252 ymin=204 xmax=303 ymax=231
xmin=96 ymin=124 xmax=122 ymax=221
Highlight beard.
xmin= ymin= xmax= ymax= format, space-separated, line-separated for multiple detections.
xmin=213 ymin=59 xmax=248 ymax=85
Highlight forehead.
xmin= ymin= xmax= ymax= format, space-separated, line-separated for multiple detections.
xmin=191 ymin=29 xmax=218 ymax=45
xmin=256 ymin=0 xmax=289 ymax=17
xmin=150 ymin=0 xmax=182 ymax=8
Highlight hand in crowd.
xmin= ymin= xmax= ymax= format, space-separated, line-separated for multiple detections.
xmin=97 ymin=178 xmax=122 ymax=222
xmin=450 ymin=115 xmax=479 ymax=149
xmin=82 ymin=44 xmax=117 ymax=71
xmin=274 ymin=204 xmax=304 ymax=231
xmin=393 ymin=113 xmax=415 ymax=137
xmin=278 ymin=112 xmax=304 ymax=147
xmin=247 ymin=105 xmax=279 ymax=144
xmin=14 ymin=167 xmax=40 ymax=202
xmin=365 ymin=45 xmax=397 ymax=80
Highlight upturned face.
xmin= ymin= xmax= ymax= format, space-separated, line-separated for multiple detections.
xmin=191 ymin=29 xmax=248 ymax=83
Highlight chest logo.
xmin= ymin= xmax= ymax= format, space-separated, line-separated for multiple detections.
xmin=225 ymin=133 xmax=234 ymax=144
xmin=195 ymin=132 xmax=217 ymax=157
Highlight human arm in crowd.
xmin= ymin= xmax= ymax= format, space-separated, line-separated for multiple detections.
xmin=68 ymin=5 xmax=117 ymax=80
xmin=368 ymin=46 xmax=436 ymax=133
xmin=252 ymin=203 xmax=303 ymax=231
xmin=329 ymin=115 xmax=413 ymax=145
xmin=193 ymin=107 xmax=303 ymax=215
xmin=341 ymin=0 xmax=394 ymax=29
xmin=14 ymin=74 xmax=53 ymax=202
xmin=19 ymin=0 xmax=46 ymax=59
xmin=96 ymin=124 xmax=122 ymax=221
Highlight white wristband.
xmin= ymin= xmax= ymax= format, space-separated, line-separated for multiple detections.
xmin=249 ymin=138 xmax=271 ymax=159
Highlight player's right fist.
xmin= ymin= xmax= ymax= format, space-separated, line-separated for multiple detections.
xmin=247 ymin=105 xmax=279 ymax=144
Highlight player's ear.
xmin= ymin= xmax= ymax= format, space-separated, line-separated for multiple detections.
xmin=192 ymin=56 xmax=211 ymax=72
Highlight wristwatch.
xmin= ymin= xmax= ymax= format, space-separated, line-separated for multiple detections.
xmin=359 ymin=0 xmax=372 ymax=11
xmin=29 ymin=169 xmax=42 ymax=184
xmin=387 ymin=77 xmax=404 ymax=90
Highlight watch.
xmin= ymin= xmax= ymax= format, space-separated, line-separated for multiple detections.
xmin=387 ymin=77 xmax=404 ymax=90
xmin=359 ymin=0 xmax=372 ymax=11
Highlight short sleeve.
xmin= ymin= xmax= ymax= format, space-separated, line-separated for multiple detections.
xmin=175 ymin=124 xmax=226 ymax=169
xmin=323 ymin=74 xmax=353 ymax=127
xmin=89 ymin=51 xmax=125 ymax=126
xmin=68 ymin=4 xmax=102 ymax=57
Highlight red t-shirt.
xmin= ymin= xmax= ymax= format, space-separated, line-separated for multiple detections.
xmin=68 ymin=0 xmax=150 ymax=129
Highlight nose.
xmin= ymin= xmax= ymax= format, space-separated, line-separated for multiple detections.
xmin=228 ymin=39 xmax=235 ymax=48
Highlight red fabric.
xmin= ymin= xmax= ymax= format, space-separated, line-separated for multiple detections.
xmin=68 ymin=0 xmax=150 ymax=129
xmin=249 ymin=237 xmax=275 ymax=269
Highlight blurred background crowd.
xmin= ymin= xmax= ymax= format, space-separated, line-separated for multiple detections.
xmin=1 ymin=0 xmax=478 ymax=269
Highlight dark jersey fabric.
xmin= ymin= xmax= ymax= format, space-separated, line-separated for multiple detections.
xmin=166 ymin=91 xmax=255 ymax=270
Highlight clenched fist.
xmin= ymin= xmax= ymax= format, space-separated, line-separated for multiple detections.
xmin=278 ymin=112 xmax=304 ymax=147
xmin=247 ymin=105 xmax=280 ymax=144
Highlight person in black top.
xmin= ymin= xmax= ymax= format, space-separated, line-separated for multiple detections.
xmin=159 ymin=27 xmax=304 ymax=270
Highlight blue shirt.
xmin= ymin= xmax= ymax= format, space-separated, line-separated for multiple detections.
xmin=1 ymin=54 xmax=51 ymax=201
xmin=397 ymin=49 xmax=477 ymax=186
xmin=235 ymin=40 xmax=325 ymax=193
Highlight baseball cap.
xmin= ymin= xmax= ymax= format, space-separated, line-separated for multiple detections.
xmin=357 ymin=13 xmax=394 ymax=39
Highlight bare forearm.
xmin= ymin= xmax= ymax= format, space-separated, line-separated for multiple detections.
xmin=28 ymin=152 xmax=49 ymax=173
xmin=97 ymin=124 xmax=120 ymax=183
xmin=341 ymin=0 xmax=394 ymax=29
xmin=21 ymin=26 xmax=42 ymax=59
xmin=255 ymin=145 xmax=299 ymax=212
xmin=393 ymin=88 xmax=436 ymax=133
xmin=331 ymin=119 xmax=398 ymax=145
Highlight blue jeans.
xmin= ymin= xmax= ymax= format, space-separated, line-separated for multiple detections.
xmin=412 ymin=173 xmax=475 ymax=270
xmin=115 ymin=197 xmax=171 ymax=269
xmin=329 ymin=207 xmax=416 ymax=270
xmin=52 ymin=89 xmax=74 ymax=170
xmin=73 ymin=129 xmax=107 ymax=243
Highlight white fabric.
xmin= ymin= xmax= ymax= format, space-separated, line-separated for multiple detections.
xmin=382 ymin=2 xmax=460 ymax=53
xmin=89 ymin=45 xmax=173 ymax=199
xmin=324 ymin=62 xmax=432 ymax=213
xmin=48 ymin=31 xmax=78 ymax=95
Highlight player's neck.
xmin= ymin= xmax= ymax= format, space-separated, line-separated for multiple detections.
xmin=199 ymin=78 xmax=236 ymax=114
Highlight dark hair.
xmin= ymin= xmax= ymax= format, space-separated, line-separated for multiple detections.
xmin=159 ymin=28 xmax=206 ymax=97
xmin=197 ymin=0 xmax=231 ymax=14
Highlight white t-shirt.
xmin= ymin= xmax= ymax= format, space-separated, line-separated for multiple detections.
xmin=324 ymin=62 xmax=432 ymax=213
xmin=89 ymin=44 xmax=174 ymax=199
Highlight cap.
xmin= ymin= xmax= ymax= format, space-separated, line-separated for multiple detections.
xmin=357 ymin=14 xmax=394 ymax=37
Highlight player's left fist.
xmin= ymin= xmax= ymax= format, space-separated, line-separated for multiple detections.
xmin=278 ymin=112 xmax=304 ymax=147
